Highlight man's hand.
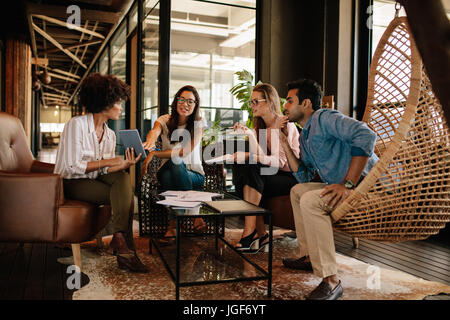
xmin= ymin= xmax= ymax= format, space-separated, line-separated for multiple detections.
xmin=320 ymin=184 xmax=353 ymax=209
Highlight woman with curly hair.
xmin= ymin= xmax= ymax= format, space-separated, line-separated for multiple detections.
xmin=54 ymin=73 xmax=149 ymax=273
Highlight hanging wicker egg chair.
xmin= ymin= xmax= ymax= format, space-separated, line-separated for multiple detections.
xmin=332 ymin=17 xmax=450 ymax=242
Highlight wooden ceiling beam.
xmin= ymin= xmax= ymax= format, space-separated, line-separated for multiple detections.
xmin=43 ymin=94 xmax=69 ymax=100
xmin=41 ymin=84 xmax=71 ymax=96
xmin=32 ymin=14 xmax=105 ymax=39
xmin=32 ymin=22 xmax=87 ymax=69
xmin=43 ymin=40 xmax=102 ymax=54
xmin=43 ymin=66 xmax=81 ymax=79
xmin=47 ymin=72 xmax=79 ymax=83
xmin=25 ymin=2 xmax=120 ymax=24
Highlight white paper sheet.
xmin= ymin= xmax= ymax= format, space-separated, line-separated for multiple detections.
xmin=156 ymin=199 xmax=202 ymax=208
xmin=157 ymin=190 xmax=223 ymax=207
xmin=204 ymin=153 xmax=235 ymax=164
xmin=159 ymin=190 xmax=222 ymax=201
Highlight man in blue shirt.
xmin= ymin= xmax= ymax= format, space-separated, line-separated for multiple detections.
xmin=278 ymin=79 xmax=379 ymax=300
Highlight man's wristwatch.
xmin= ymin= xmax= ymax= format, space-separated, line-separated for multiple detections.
xmin=344 ymin=180 xmax=355 ymax=189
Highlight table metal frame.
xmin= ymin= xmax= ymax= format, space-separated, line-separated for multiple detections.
xmin=148 ymin=197 xmax=272 ymax=300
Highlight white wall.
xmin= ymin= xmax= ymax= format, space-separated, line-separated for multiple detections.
xmin=40 ymin=108 xmax=72 ymax=124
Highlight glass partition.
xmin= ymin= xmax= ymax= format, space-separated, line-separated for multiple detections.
xmin=129 ymin=3 xmax=138 ymax=34
xmin=99 ymin=49 xmax=109 ymax=74
xmin=141 ymin=2 xmax=160 ymax=138
xmin=372 ymin=0 xmax=450 ymax=58
xmin=110 ymin=22 xmax=128 ymax=154
xmin=372 ymin=1 xmax=407 ymax=57
xmin=170 ymin=0 xmax=256 ymax=129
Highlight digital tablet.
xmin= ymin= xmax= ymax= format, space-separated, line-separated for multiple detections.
xmin=118 ymin=129 xmax=147 ymax=159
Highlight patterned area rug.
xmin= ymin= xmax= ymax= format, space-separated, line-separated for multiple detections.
xmin=66 ymin=225 xmax=450 ymax=300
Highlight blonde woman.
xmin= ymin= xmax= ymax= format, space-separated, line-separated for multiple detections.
xmin=231 ymin=83 xmax=300 ymax=253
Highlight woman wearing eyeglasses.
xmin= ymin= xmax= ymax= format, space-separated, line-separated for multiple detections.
xmin=142 ymin=85 xmax=206 ymax=237
xmin=232 ymin=83 xmax=300 ymax=253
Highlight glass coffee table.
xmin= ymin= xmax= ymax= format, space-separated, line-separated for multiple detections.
xmin=148 ymin=191 xmax=273 ymax=300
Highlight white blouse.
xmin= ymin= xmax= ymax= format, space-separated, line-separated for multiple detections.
xmin=156 ymin=115 xmax=205 ymax=176
xmin=54 ymin=113 xmax=116 ymax=179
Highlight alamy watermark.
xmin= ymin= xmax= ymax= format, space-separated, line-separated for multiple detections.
xmin=366 ymin=265 xmax=381 ymax=290
xmin=66 ymin=5 xmax=81 ymax=29
xmin=66 ymin=265 xmax=81 ymax=290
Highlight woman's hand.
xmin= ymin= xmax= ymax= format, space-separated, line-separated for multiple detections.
xmin=142 ymin=140 xmax=155 ymax=151
xmin=233 ymin=122 xmax=250 ymax=133
xmin=233 ymin=151 xmax=250 ymax=164
xmin=233 ymin=122 xmax=256 ymax=140
xmin=279 ymin=130 xmax=289 ymax=145
xmin=108 ymin=156 xmax=125 ymax=167
xmin=118 ymin=148 xmax=142 ymax=170
xmin=273 ymin=116 xmax=289 ymax=136
xmin=141 ymin=151 xmax=155 ymax=175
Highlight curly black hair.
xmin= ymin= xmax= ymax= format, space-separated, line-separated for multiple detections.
xmin=79 ymin=73 xmax=130 ymax=113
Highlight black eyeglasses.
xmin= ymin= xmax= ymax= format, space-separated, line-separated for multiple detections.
xmin=177 ymin=97 xmax=196 ymax=107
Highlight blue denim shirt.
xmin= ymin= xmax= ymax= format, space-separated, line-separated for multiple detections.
xmin=292 ymin=109 xmax=379 ymax=185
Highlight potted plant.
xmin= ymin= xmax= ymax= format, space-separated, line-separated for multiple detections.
xmin=230 ymin=70 xmax=286 ymax=128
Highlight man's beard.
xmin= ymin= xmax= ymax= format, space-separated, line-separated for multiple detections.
xmin=289 ymin=110 xmax=304 ymax=122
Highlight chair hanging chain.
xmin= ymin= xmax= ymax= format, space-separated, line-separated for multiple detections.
xmin=395 ymin=1 xmax=402 ymax=18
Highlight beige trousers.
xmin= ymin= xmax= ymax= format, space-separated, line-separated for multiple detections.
xmin=290 ymin=182 xmax=337 ymax=278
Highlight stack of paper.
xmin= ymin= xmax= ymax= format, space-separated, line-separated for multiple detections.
xmin=204 ymin=154 xmax=235 ymax=164
xmin=156 ymin=190 xmax=223 ymax=208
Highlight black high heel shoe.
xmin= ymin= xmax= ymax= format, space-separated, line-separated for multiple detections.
xmin=243 ymin=233 xmax=269 ymax=254
xmin=235 ymin=229 xmax=259 ymax=251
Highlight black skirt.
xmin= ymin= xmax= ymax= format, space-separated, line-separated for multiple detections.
xmin=232 ymin=163 xmax=298 ymax=204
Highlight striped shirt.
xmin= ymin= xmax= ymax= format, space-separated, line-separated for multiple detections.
xmin=54 ymin=113 xmax=116 ymax=179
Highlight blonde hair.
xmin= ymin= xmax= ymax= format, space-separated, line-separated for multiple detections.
xmin=252 ymin=83 xmax=282 ymax=141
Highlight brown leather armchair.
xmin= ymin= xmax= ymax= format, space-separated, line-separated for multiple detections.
xmin=0 ymin=112 xmax=111 ymax=270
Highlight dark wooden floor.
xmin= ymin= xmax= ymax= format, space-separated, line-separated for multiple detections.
xmin=1 ymin=217 xmax=448 ymax=300
xmin=0 ymin=242 xmax=77 ymax=300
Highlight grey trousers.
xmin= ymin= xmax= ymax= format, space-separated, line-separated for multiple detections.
xmin=63 ymin=171 xmax=135 ymax=250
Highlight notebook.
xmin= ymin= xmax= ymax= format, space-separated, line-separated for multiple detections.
xmin=203 ymin=200 xmax=266 ymax=214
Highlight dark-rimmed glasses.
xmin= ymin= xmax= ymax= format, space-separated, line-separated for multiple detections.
xmin=177 ymin=97 xmax=196 ymax=107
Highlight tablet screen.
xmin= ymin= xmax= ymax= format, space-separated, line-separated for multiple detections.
xmin=118 ymin=129 xmax=147 ymax=160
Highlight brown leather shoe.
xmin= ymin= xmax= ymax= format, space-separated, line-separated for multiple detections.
xmin=282 ymin=256 xmax=313 ymax=271
xmin=306 ymin=280 xmax=343 ymax=300
xmin=108 ymin=233 xmax=132 ymax=256
xmin=117 ymin=254 xmax=150 ymax=273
